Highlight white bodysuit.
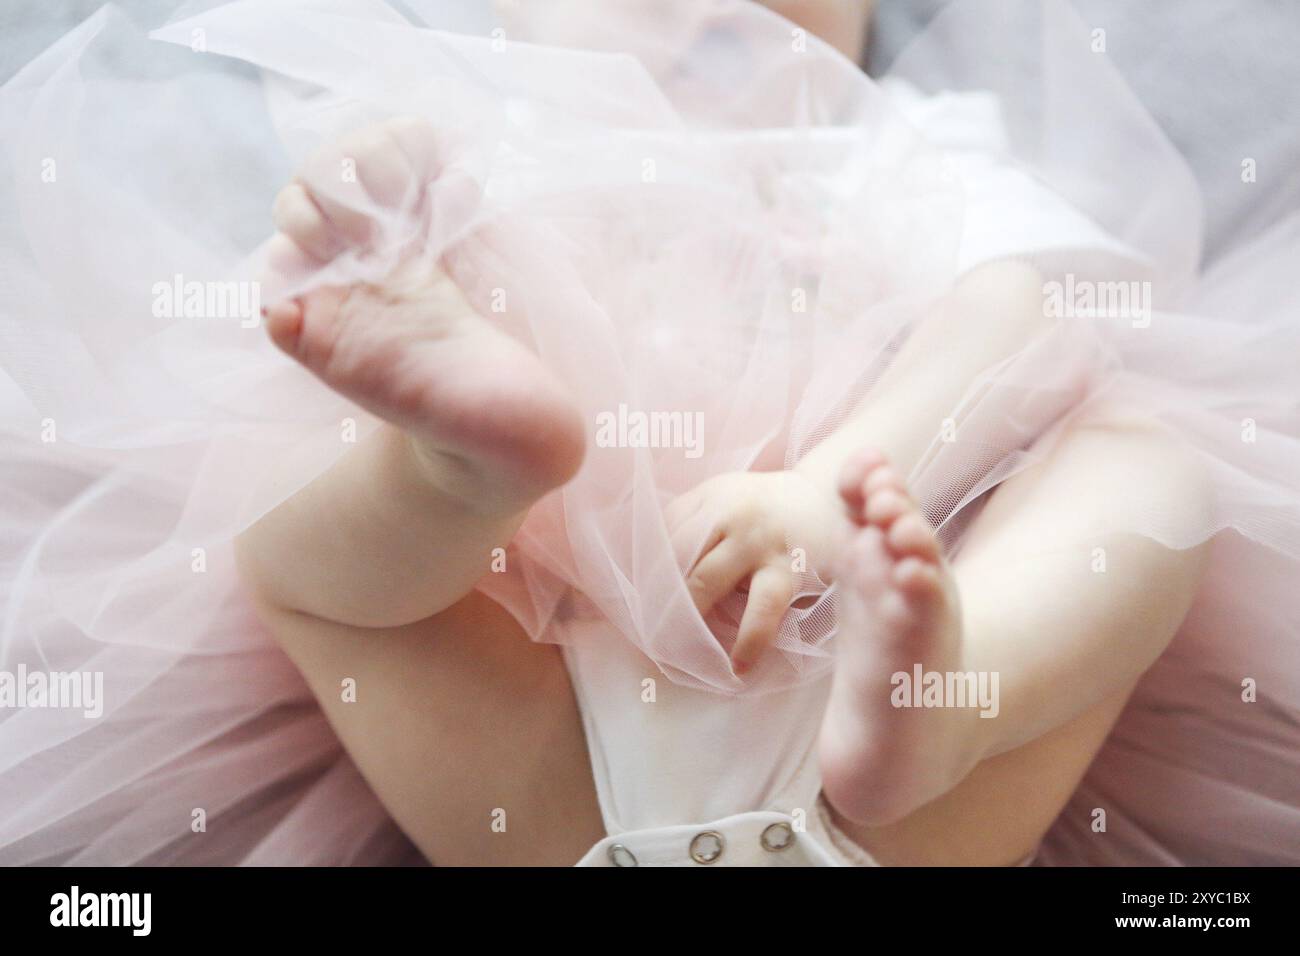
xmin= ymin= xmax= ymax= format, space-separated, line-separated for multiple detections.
xmin=564 ymin=619 xmax=873 ymax=866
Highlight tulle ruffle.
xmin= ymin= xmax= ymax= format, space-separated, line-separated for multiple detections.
xmin=1 ymin=0 xmax=1296 ymax=864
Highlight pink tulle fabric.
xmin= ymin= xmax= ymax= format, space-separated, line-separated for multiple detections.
xmin=0 ymin=0 xmax=1296 ymax=864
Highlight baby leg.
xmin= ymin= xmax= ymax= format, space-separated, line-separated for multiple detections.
xmin=820 ymin=414 xmax=1210 ymax=861
xmin=261 ymin=590 xmax=604 ymax=865
xmin=797 ymin=259 xmax=1083 ymax=493
xmin=239 ymin=118 xmax=585 ymax=629
xmin=236 ymin=120 xmax=602 ymax=862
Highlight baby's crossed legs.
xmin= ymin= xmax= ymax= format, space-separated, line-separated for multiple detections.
xmin=236 ymin=120 xmax=1207 ymax=865
xmin=241 ymin=413 xmax=1205 ymax=866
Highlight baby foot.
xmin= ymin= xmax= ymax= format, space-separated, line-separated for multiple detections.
xmin=817 ymin=450 xmax=981 ymax=826
xmin=263 ymin=118 xmax=585 ymax=500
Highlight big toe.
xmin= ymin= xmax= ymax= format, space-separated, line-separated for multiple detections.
xmin=264 ymin=299 xmax=304 ymax=354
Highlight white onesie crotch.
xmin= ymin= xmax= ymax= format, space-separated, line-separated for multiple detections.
xmin=561 ymin=617 xmax=880 ymax=866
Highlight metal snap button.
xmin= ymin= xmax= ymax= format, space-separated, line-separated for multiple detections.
xmin=607 ymin=843 xmax=638 ymax=867
xmin=689 ymin=830 xmax=724 ymax=864
xmin=760 ymin=822 xmax=796 ymax=852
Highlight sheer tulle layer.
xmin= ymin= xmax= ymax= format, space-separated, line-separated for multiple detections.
xmin=0 ymin=0 xmax=1296 ymax=864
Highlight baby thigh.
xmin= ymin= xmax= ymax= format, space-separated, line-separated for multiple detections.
xmin=262 ymin=589 xmax=605 ymax=865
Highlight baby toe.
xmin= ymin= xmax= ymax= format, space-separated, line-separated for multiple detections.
xmin=289 ymin=286 xmax=351 ymax=374
xmin=863 ymin=464 xmax=906 ymax=497
xmin=886 ymin=512 xmax=939 ymax=563
xmin=263 ymin=299 xmax=304 ymax=354
xmin=864 ymin=488 xmax=911 ymax=530
xmin=342 ymin=124 xmax=419 ymax=206
xmin=838 ymin=448 xmax=886 ymax=517
xmin=272 ymin=183 xmax=341 ymax=262
xmin=892 ymin=556 xmax=941 ymax=598
xmin=381 ymin=115 xmax=444 ymax=180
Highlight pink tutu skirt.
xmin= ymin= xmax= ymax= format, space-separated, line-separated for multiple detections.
xmin=0 ymin=0 xmax=1296 ymax=864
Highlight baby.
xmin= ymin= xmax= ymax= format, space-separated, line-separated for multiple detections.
xmin=234 ymin=93 xmax=1209 ymax=863
xmin=1 ymin=0 xmax=1293 ymax=870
